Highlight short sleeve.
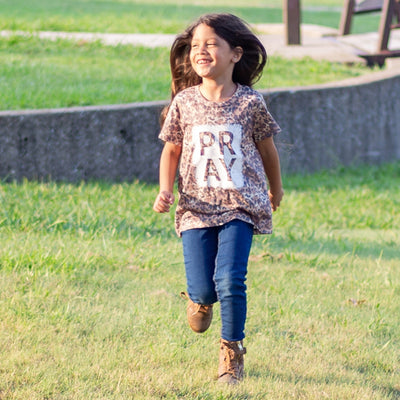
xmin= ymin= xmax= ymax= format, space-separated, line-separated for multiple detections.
xmin=159 ymin=99 xmax=183 ymax=145
xmin=252 ymin=95 xmax=281 ymax=142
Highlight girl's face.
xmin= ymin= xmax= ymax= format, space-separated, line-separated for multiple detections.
xmin=190 ymin=23 xmax=242 ymax=83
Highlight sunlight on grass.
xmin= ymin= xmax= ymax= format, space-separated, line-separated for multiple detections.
xmin=0 ymin=36 xmax=171 ymax=109
xmin=0 ymin=0 xmax=379 ymax=111
xmin=0 ymin=163 xmax=399 ymax=399
xmin=0 ymin=0 xmax=380 ymax=34
xmin=0 ymin=1 xmax=397 ymax=397
xmin=0 ymin=35 xmax=371 ymax=110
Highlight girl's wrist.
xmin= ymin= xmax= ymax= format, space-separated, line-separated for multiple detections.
xmin=269 ymin=184 xmax=283 ymax=194
xmin=160 ymin=188 xmax=173 ymax=194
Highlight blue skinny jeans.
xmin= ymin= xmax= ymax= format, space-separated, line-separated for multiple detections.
xmin=181 ymin=219 xmax=253 ymax=341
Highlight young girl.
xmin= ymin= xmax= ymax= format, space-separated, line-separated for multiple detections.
xmin=153 ymin=13 xmax=284 ymax=385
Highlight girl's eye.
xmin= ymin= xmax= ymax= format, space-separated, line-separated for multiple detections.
xmin=207 ymin=43 xmax=216 ymax=47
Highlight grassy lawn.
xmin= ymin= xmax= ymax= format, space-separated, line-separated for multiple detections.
xmin=0 ymin=36 xmax=172 ymax=109
xmin=0 ymin=0 xmax=381 ymax=111
xmin=0 ymin=0 xmax=380 ymax=34
xmin=1 ymin=3 xmax=398 ymax=398
xmin=0 ymin=162 xmax=399 ymax=399
xmin=0 ymin=35 xmax=371 ymax=110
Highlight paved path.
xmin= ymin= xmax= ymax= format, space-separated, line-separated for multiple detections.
xmin=2 ymin=24 xmax=400 ymax=67
xmin=0 ymin=30 xmax=177 ymax=48
xmin=255 ymin=24 xmax=400 ymax=65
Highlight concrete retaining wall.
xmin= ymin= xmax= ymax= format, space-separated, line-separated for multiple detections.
xmin=0 ymin=102 xmax=165 ymax=182
xmin=1 ymin=67 xmax=399 ymax=183
xmin=268 ymin=66 xmax=400 ymax=173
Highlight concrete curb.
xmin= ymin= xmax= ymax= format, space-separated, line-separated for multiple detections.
xmin=1 ymin=66 xmax=399 ymax=182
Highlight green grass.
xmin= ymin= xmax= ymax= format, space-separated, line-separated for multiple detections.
xmin=0 ymin=0 xmax=381 ymax=34
xmin=1 ymin=162 xmax=400 ymax=399
xmin=1 ymin=3 xmax=397 ymax=398
xmin=0 ymin=35 xmax=371 ymax=110
xmin=0 ymin=0 xmax=381 ymax=111
xmin=0 ymin=36 xmax=171 ymax=109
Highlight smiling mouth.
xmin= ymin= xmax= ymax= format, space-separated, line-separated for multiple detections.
xmin=197 ymin=59 xmax=211 ymax=64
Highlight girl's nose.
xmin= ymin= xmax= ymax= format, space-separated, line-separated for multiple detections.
xmin=198 ymin=43 xmax=207 ymax=53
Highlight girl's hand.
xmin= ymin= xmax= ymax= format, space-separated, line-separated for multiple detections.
xmin=153 ymin=191 xmax=175 ymax=213
xmin=268 ymin=188 xmax=284 ymax=212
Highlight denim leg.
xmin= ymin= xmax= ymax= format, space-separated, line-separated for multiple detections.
xmin=214 ymin=220 xmax=253 ymax=342
xmin=181 ymin=227 xmax=219 ymax=305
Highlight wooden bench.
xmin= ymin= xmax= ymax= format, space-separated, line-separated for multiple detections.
xmin=340 ymin=0 xmax=383 ymax=36
xmin=339 ymin=0 xmax=400 ymax=66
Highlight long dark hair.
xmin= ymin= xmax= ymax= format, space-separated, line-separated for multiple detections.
xmin=160 ymin=13 xmax=267 ymax=124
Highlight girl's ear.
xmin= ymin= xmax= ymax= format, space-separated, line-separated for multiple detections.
xmin=232 ymin=46 xmax=244 ymax=63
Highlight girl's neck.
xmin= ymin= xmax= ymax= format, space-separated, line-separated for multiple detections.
xmin=199 ymin=80 xmax=237 ymax=102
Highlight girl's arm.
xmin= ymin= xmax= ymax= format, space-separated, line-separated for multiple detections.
xmin=256 ymin=136 xmax=284 ymax=211
xmin=153 ymin=141 xmax=182 ymax=213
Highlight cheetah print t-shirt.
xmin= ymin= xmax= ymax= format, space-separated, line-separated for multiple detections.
xmin=159 ymin=84 xmax=281 ymax=237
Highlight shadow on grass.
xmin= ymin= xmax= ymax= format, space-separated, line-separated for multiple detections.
xmin=247 ymin=363 xmax=400 ymax=399
xmin=258 ymin=231 xmax=399 ymax=263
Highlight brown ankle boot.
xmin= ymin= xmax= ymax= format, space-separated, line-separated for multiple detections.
xmin=218 ymin=339 xmax=246 ymax=385
xmin=180 ymin=292 xmax=213 ymax=333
